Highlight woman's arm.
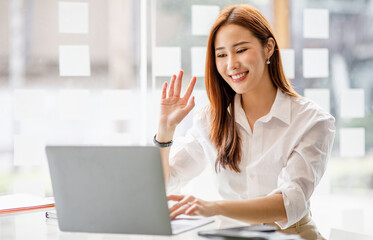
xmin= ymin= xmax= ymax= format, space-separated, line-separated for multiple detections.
xmin=156 ymin=125 xmax=174 ymax=182
xmin=156 ymin=70 xmax=196 ymax=181
xmin=168 ymin=193 xmax=287 ymax=224
xmin=215 ymin=193 xmax=287 ymax=223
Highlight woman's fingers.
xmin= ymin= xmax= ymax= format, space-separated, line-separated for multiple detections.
xmin=171 ymin=204 xmax=198 ymax=219
xmin=174 ymin=70 xmax=183 ymax=97
xmin=182 ymin=76 xmax=196 ymax=101
xmin=181 ymin=96 xmax=195 ymax=115
xmin=170 ymin=204 xmax=190 ymax=219
xmin=167 ymin=195 xmax=184 ymax=201
xmin=168 ymin=196 xmax=208 ymax=219
xmin=165 ymin=72 xmax=196 ymax=102
xmin=185 ymin=204 xmax=199 ymax=215
xmin=170 ymin=199 xmax=199 ymax=219
xmin=168 ymin=74 xmax=176 ymax=97
xmin=161 ymin=82 xmax=167 ymax=99
xmin=169 ymin=195 xmax=195 ymax=213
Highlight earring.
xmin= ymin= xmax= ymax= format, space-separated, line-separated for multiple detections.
xmin=266 ymin=58 xmax=270 ymax=64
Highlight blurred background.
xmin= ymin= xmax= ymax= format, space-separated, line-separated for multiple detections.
xmin=0 ymin=0 xmax=372 ymax=237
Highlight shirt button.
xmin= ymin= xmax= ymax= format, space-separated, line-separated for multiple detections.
xmin=249 ymin=174 xmax=255 ymax=179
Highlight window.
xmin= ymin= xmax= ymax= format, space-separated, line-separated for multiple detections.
xmin=0 ymin=0 xmax=141 ymax=195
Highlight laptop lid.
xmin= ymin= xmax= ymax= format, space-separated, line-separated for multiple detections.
xmin=46 ymin=146 xmax=173 ymax=235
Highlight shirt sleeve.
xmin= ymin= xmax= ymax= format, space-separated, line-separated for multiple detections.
xmin=268 ymin=114 xmax=336 ymax=229
xmin=166 ymin=109 xmax=210 ymax=194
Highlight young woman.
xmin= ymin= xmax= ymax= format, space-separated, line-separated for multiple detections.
xmin=154 ymin=4 xmax=335 ymax=240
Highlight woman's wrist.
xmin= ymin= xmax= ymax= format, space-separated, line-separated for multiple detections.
xmin=156 ymin=127 xmax=175 ymax=143
xmin=153 ymin=134 xmax=173 ymax=148
xmin=213 ymin=200 xmax=225 ymax=216
xmin=155 ymin=134 xmax=173 ymax=143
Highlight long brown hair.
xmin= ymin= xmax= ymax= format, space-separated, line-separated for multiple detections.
xmin=205 ymin=4 xmax=299 ymax=173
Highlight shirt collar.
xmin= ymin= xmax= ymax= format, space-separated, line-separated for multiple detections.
xmin=233 ymin=88 xmax=291 ymax=127
xmin=264 ymin=88 xmax=291 ymax=125
xmin=233 ymin=94 xmax=251 ymax=131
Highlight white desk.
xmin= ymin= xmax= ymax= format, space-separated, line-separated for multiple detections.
xmin=0 ymin=210 xmax=248 ymax=240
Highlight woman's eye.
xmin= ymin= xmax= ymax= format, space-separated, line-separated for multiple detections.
xmin=237 ymin=49 xmax=247 ymax=53
xmin=217 ymin=53 xmax=227 ymax=58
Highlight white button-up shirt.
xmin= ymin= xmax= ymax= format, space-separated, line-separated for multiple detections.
xmin=167 ymin=89 xmax=335 ymax=229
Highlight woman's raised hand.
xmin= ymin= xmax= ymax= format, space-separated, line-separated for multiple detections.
xmin=157 ymin=70 xmax=196 ymax=141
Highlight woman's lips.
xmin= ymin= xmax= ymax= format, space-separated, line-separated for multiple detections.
xmin=230 ymin=71 xmax=249 ymax=83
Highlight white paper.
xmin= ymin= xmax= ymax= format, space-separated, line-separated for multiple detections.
xmin=192 ymin=5 xmax=220 ymax=36
xmin=280 ymin=49 xmax=295 ymax=79
xmin=101 ymin=90 xmax=133 ymax=120
xmin=59 ymin=45 xmax=91 ymax=76
xmin=14 ymin=90 xmax=45 ymax=120
xmin=59 ymin=2 xmax=89 ymax=34
xmin=303 ymin=48 xmax=329 ymax=78
xmin=153 ymin=47 xmax=181 ymax=77
xmin=191 ymin=47 xmax=207 ymax=77
xmin=340 ymin=128 xmax=365 ymax=158
xmin=303 ymin=9 xmax=329 ymax=39
xmin=59 ymin=90 xmax=91 ymax=120
xmin=340 ymin=89 xmax=365 ymax=118
xmin=0 ymin=194 xmax=54 ymax=211
xmin=304 ymin=88 xmax=330 ymax=112
xmin=14 ymin=135 xmax=46 ymax=166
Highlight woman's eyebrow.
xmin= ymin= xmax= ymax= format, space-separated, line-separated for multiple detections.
xmin=215 ymin=41 xmax=250 ymax=51
xmin=233 ymin=41 xmax=250 ymax=47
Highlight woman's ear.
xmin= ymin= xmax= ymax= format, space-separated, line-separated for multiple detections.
xmin=265 ymin=37 xmax=275 ymax=59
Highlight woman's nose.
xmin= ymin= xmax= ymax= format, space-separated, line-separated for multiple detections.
xmin=227 ymin=55 xmax=240 ymax=71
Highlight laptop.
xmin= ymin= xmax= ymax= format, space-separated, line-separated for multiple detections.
xmin=46 ymin=146 xmax=214 ymax=235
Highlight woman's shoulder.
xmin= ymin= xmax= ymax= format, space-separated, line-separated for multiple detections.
xmin=289 ymin=94 xmax=335 ymax=122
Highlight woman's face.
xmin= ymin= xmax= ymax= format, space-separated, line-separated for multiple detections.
xmin=214 ymin=24 xmax=269 ymax=94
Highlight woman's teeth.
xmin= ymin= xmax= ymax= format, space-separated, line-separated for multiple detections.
xmin=231 ymin=72 xmax=247 ymax=80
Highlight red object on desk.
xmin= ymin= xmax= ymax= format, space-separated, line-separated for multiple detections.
xmin=0 ymin=193 xmax=55 ymax=214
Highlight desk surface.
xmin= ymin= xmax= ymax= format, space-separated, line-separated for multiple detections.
xmin=0 ymin=210 xmax=248 ymax=240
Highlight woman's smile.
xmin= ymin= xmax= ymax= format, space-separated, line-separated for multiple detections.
xmin=229 ymin=71 xmax=249 ymax=83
